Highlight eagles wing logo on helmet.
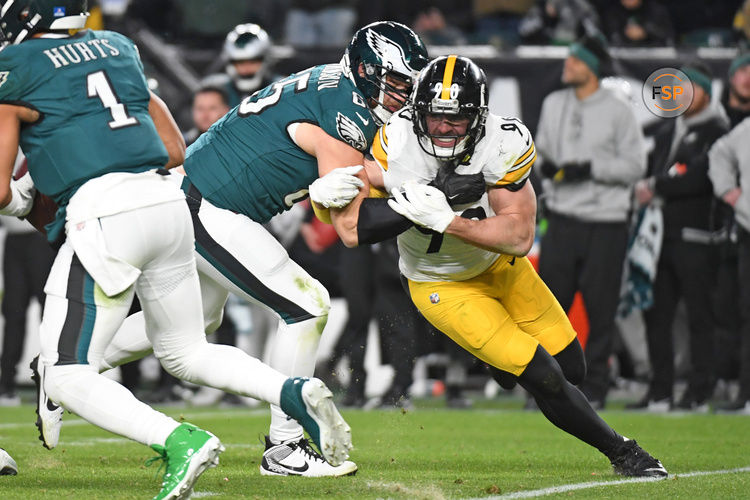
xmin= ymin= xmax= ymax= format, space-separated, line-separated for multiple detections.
xmin=365 ymin=29 xmax=409 ymax=74
xmin=336 ymin=112 xmax=367 ymax=151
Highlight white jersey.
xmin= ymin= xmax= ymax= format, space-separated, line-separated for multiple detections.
xmin=372 ymin=110 xmax=536 ymax=282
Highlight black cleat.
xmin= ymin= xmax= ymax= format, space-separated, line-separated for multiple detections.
xmin=609 ymin=439 xmax=668 ymax=478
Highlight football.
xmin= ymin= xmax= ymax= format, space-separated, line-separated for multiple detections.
xmin=25 ymin=191 xmax=58 ymax=235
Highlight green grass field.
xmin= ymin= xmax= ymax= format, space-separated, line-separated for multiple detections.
xmin=1 ymin=400 xmax=749 ymax=499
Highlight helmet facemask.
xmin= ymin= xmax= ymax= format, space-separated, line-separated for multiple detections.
xmin=414 ymin=95 xmax=487 ymax=160
xmin=342 ymin=21 xmax=429 ymax=126
xmin=222 ymin=24 xmax=270 ymax=94
xmin=411 ymin=55 xmax=489 ymax=161
xmin=360 ymin=63 xmax=415 ymax=125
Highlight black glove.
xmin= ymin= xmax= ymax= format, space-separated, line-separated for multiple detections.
xmin=557 ymin=161 xmax=591 ymax=182
xmin=430 ymin=166 xmax=486 ymax=206
xmin=539 ymin=159 xmax=560 ymax=179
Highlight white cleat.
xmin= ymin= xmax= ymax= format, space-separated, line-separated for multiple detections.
xmin=0 ymin=448 xmax=18 ymax=475
xmin=280 ymin=377 xmax=353 ymax=466
xmin=30 ymin=355 xmax=64 ymax=450
xmin=260 ymin=436 xmax=357 ymax=477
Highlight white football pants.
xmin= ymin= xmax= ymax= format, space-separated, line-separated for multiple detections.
xmin=102 ymin=177 xmax=330 ymax=444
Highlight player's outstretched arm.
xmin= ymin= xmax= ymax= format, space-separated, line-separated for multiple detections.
xmin=293 ymin=122 xmax=369 ymax=247
xmin=446 ymin=181 xmax=537 ymax=256
xmin=148 ymin=91 xmax=186 ymax=169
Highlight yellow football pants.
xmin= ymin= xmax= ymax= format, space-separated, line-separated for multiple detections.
xmin=408 ymin=255 xmax=577 ymax=376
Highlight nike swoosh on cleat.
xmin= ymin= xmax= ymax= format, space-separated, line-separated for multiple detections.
xmin=280 ymin=462 xmax=309 ymax=474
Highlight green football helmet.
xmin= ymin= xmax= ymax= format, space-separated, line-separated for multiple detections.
xmin=0 ymin=0 xmax=88 ymax=49
xmin=342 ymin=21 xmax=428 ymax=126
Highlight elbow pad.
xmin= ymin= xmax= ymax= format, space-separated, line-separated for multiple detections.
xmin=358 ymin=197 xmax=413 ymax=244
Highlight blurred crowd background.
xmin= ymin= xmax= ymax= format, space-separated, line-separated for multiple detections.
xmin=2 ymin=0 xmax=750 ymax=415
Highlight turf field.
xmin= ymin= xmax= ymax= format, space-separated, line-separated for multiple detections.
xmin=1 ymin=400 xmax=749 ymax=499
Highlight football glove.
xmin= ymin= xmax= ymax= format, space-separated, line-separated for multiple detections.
xmin=539 ymin=159 xmax=560 ymax=179
xmin=430 ymin=165 xmax=486 ymax=206
xmin=553 ymin=161 xmax=591 ymax=183
xmin=309 ymin=165 xmax=365 ymax=208
xmin=0 ymin=172 xmax=36 ymax=217
xmin=388 ymin=181 xmax=455 ymax=233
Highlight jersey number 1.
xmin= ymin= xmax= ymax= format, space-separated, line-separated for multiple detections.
xmin=87 ymin=70 xmax=139 ymax=129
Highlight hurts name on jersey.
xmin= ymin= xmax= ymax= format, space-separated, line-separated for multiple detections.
xmin=43 ymin=39 xmax=121 ymax=69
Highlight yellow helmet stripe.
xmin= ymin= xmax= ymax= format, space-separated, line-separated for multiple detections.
xmin=440 ymin=55 xmax=458 ymax=100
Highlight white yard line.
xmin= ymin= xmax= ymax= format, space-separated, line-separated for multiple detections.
xmin=473 ymin=466 xmax=750 ymax=499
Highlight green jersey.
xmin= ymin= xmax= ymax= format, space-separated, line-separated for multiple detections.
xmin=184 ymin=63 xmax=377 ymax=222
xmin=0 ymin=30 xmax=168 ymax=207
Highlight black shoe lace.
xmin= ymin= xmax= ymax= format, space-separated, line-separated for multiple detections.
xmin=294 ymin=438 xmax=326 ymax=463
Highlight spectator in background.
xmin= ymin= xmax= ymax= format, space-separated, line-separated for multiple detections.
xmin=712 ymin=53 xmax=750 ymax=403
xmin=183 ymin=87 xmax=231 ymax=146
xmin=603 ymin=0 xmax=675 ymax=46
xmin=284 ymin=0 xmax=357 ymax=48
xmin=473 ymin=0 xmax=536 ymax=46
xmin=358 ymin=1 xmax=474 ymax=45
xmin=722 ymin=54 xmax=750 ymax=127
xmin=202 ymin=24 xmax=275 ymax=108
xmin=708 ymin=115 xmax=750 ymax=415
xmin=630 ymin=62 xmax=728 ymax=412
xmin=519 ymin=0 xmax=600 ymax=45
xmin=535 ymin=34 xmax=646 ymax=408
xmin=0 ymin=161 xmax=55 ymax=407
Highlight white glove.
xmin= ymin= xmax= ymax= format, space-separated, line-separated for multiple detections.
xmin=388 ymin=181 xmax=456 ymax=233
xmin=0 ymin=172 xmax=36 ymax=217
xmin=309 ymin=165 xmax=365 ymax=208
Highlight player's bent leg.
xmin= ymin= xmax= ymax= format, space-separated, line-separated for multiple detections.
xmin=553 ymin=338 xmax=586 ymax=385
xmin=517 ymin=346 xmax=667 ymax=477
xmin=494 ymin=257 xmax=584 ymax=383
xmin=187 ymin=196 xmax=349 ymax=473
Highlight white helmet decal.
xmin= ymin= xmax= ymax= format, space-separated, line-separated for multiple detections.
xmin=365 ymin=28 xmax=412 ymax=77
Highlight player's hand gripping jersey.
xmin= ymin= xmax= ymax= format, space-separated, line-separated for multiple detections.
xmin=184 ymin=63 xmax=378 ymax=222
xmin=0 ymin=30 xmax=170 ymax=240
xmin=373 ymin=110 xmax=536 ymax=281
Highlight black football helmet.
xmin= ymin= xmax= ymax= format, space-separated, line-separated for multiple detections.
xmin=412 ymin=55 xmax=489 ymax=160
xmin=342 ymin=21 xmax=429 ymax=126
xmin=0 ymin=0 xmax=88 ymax=49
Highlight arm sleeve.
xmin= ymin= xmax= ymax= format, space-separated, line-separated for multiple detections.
xmin=590 ymin=104 xmax=647 ymax=184
xmin=357 ymin=197 xmax=413 ymax=244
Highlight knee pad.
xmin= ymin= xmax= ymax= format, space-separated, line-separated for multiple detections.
xmin=45 ymin=364 xmax=96 ymax=402
xmin=518 ymin=346 xmax=567 ymax=398
xmin=554 ymin=338 xmax=586 ymax=385
xmin=156 ymin=344 xmax=203 ymax=381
